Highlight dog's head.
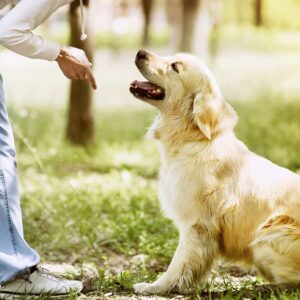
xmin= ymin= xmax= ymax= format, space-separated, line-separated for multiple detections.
xmin=130 ymin=50 xmax=237 ymax=141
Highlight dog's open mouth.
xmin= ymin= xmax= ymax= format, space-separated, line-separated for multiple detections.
xmin=130 ymin=80 xmax=165 ymax=100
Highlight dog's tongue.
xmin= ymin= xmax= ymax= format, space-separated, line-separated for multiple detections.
xmin=131 ymin=80 xmax=160 ymax=90
xmin=130 ymin=80 xmax=165 ymax=100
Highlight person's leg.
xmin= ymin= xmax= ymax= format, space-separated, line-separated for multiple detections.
xmin=0 ymin=74 xmax=83 ymax=298
xmin=0 ymin=73 xmax=40 ymax=284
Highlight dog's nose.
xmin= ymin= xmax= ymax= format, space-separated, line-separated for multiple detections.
xmin=136 ymin=49 xmax=148 ymax=60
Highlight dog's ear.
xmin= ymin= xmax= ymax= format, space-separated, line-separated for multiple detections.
xmin=193 ymin=92 xmax=217 ymax=140
xmin=192 ymin=84 xmax=237 ymax=140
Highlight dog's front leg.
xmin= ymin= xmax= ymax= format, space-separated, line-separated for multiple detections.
xmin=134 ymin=224 xmax=218 ymax=295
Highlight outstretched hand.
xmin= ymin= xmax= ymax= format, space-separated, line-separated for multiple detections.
xmin=56 ymin=47 xmax=97 ymax=90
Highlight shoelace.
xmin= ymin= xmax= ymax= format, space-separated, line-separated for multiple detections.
xmin=36 ymin=267 xmax=67 ymax=282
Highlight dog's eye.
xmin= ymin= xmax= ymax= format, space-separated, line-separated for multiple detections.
xmin=171 ymin=62 xmax=180 ymax=74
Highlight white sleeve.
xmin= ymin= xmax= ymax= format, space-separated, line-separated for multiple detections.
xmin=0 ymin=0 xmax=73 ymax=61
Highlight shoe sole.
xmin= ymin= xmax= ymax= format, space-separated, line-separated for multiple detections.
xmin=0 ymin=292 xmax=77 ymax=299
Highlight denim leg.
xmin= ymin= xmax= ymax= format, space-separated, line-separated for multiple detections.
xmin=0 ymin=74 xmax=40 ymax=284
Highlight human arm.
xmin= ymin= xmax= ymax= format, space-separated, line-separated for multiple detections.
xmin=0 ymin=0 xmax=73 ymax=60
xmin=0 ymin=0 xmax=97 ymax=89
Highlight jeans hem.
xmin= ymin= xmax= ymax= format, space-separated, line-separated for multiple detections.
xmin=0 ymin=169 xmax=17 ymax=254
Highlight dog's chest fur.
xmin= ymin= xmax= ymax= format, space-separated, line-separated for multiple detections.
xmin=156 ymin=142 xmax=222 ymax=226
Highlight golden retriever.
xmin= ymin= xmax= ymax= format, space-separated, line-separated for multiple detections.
xmin=129 ymin=49 xmax=300 ymax=295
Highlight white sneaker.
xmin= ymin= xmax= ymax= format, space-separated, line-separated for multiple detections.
xmin=0 ymin=266 xmax=83 ymax=299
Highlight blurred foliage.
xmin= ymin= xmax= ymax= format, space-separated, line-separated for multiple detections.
xmin=30 ymin=0 xmax=300 ymax=52
xmin=224 ymin=0 xmax=300 ymax=29
xmin=218 ymin=26 xmax=300 ymax=52
xmin=39 ymin=26 xmax=169 ymax=50
xmin=94 ymin=29 xmax=169 ymax=49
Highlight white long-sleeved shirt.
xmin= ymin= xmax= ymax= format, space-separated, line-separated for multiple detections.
xmin=0 ymin=0 xmax=75 ymax=61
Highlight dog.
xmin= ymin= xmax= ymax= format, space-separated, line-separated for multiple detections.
xmin=129 ymin=49 xmax=300 ymax=295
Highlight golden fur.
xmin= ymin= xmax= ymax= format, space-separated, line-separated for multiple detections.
xmin=132 ymin=50 xmax=300 ymax=295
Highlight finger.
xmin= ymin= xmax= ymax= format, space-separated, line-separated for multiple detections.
xmin=85 ymin=68 xmax=97 ymax=90
xmin=78 ymin=72 xmax=86 ymax=81
xmin=78 ymin=70 xmax=90 ymax=82
xmin=85 ymin=66 xmax=97 ymax=90
xmin=72 ymin=74 xmax=81 ymax=80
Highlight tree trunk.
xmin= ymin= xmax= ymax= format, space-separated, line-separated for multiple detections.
xmin=141 ymin=0 xmax=154 ymax=46
xmin=166 ymin=0 xmax=182 ymax=52
xmin=254 ymin=0 xmax=263 ymax=27
xmin=180 ymin=0 xmax=201 ymax=52
xmin=66 ymin=0 xmax=94 ymax=146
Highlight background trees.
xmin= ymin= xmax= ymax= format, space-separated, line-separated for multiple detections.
xmin=254 ymin=0 xmax=263 ymax=27
xmin=67 ymin=0 xmax=94 ymax=145
xmin=141 ymin=0 xmax=154 ymax=46
xmin=65 ymin=0 xmax=300 ymax=146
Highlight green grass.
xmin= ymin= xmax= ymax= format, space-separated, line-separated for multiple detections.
xmin=2 ymin=23 xmax=300 ymax=298
xmin=8 ymin=88 xmax=300 ymax=298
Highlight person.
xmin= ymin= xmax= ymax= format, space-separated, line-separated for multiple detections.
xmin=0 ymin=0 xmax=98 ymax=298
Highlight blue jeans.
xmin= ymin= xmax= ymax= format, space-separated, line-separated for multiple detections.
xmin=0 ymin=73 xmax=39 ymax=284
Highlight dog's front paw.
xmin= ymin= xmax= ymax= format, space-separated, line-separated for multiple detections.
xmin=134 ymin=282 xmax=165 ymax=295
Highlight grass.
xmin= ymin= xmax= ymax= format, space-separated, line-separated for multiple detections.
xmin=7 ymin=91 xmax=300 ymax=299
xmin=1 ymin=24 xmax=300 ymax=298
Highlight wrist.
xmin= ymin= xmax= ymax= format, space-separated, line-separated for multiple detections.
xmin=55 ymin=47 xmax=68 ymax=62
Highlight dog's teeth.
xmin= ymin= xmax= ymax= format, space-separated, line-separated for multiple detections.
xmin=152 ymin=89 xmax=161 ymax=94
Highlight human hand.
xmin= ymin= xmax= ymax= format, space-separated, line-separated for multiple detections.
xmin=56 ymin=47 xmax=97 ymax=90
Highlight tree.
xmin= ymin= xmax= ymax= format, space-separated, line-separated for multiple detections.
xmin=66 ymin=0 xmax=94 ymax=146
xmin=166 ymin=0 xmax=182 ymax=51
xmin=179 ymin=0 xmax=201 ymax=52
xmin=141 ymin=0 xmax=154 ymax=46
xmin=254 ymin=0 xmax=263 ymax=26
